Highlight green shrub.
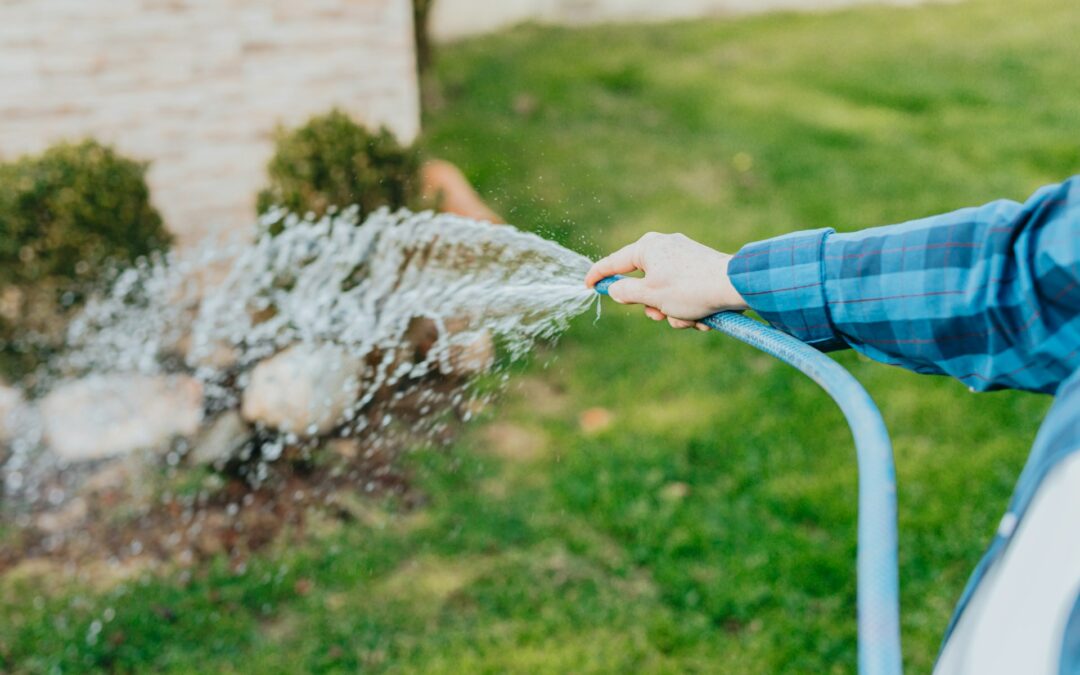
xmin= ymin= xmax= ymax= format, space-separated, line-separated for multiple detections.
xmin=0 ymin=140 xmax=170 ymax=381
xmin=256 ymin=109 xmax=421 ymax=222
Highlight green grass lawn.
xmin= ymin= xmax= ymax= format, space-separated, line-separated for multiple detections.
xmin=4 ymin=0 xmax=1078 ymax=671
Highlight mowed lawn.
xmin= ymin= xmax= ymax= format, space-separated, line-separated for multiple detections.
xmin=3 ymin=0 xmax=1078 ymax=671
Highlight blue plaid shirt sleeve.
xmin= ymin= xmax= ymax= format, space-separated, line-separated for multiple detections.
xmin=728 ymin=176 xmax=1080 ymax=394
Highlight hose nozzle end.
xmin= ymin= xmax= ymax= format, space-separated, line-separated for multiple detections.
xmin=593 ymin=275 xmax=625 ymax=296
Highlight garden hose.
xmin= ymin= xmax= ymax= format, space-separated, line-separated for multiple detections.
xmin=594 ymin=275 xmax=902 ymax=675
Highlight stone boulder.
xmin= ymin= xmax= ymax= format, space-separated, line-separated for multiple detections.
xmin=241 ymin=343 xmax=362 ymax=437
xmin=0 ymin=383 xmax=26 ymax=444
xmin=445 ymin=330 xmax=495 ymax=376
xmin=40 ymin=373 xmax=204 ymax=462
xmin=189 ymin=410 xmax=250 ymax=466
xmin=404 ymin=317 xmax=494 ymax=377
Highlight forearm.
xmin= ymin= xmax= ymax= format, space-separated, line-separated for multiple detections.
xmin=729 ymin=177 xmax=1080 ymax=393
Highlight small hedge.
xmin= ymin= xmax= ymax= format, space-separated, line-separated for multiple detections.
xmin=256 ymin=109 xmax=421 ymax=222
xmin=0 ymin=140 xmax=170 ymax=381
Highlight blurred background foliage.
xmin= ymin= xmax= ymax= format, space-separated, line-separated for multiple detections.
xmin=3 ymin=0 xmax=1079 ymax=671
xmin=0 ymin=140 xmax=169 ymax=384
xmin=256 ymin=109 xmax=421 ymax=224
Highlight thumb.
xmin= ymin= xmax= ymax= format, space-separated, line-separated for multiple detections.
xmin=607 ymin=277 xmax=657 ymax=306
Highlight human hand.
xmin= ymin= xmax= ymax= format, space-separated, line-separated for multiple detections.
xmin=585 ymin=232 xmax=747 ymax=330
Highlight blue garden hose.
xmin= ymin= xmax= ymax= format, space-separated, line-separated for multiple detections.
xmin=594 ymin=275 xmax=902 ymax=675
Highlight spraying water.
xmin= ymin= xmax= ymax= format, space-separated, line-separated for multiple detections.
xmin=1 ymin=207 xmax=598 ymax=566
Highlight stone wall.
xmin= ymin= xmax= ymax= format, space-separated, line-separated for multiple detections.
xmin=430 ymin=0 xmax=944 ymax=41
xmin=0 ymin=0 xmax=420 ymax=247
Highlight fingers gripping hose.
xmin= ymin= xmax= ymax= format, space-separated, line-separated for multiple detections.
xmin=595 ymin=275 xmax=902 ymax=675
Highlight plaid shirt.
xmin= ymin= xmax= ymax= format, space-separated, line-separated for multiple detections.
xmin=728 ymin=176 xmax=1080 ymax=661
xmin=729 ymin=176 xmax=1080 ymax=394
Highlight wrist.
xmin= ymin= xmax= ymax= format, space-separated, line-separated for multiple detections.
xmin=712 ymin=255 xmax=749 ymax=312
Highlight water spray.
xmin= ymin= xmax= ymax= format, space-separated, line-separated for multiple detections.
xmin=0 ymin=207 xmax=903 ymax=673
xmin=595 ymin=274 xmax=903 ymax=675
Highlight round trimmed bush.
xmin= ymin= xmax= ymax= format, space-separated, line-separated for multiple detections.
xmin=256 ymin=109 xmax=421 ymax=222
xmin=0 ymin=140 xmax=170 ymax=381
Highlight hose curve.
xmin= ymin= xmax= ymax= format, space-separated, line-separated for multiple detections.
xmin=594 ymin=275 xmax=902 ymax=675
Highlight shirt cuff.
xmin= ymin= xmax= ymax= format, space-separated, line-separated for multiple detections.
xmin=728 ymin=227 xmax=847 ymax=351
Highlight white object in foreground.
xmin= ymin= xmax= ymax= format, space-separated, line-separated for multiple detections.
xmin=936 ymin=452 xmax=1080 ymax=674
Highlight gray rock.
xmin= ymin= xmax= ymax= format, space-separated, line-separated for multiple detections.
xmin=0 ymin=383 xmax=26 ymax=444
xmin=241 ymin=343 xmax=362 ymax=437
xmin=444 ymin=329 xmax=494 ymax=376
xmin=189 ymin=410 xmax=250 ymax=467
xmin=41 ymin=374 xmax=204 ymax=462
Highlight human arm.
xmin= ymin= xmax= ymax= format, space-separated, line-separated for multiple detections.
xmin=587 ymin=176 xmax=1080 ymax=393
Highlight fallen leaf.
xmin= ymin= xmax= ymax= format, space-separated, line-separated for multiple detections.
xmin=579 ymin=407 xmax=614 ymax=435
